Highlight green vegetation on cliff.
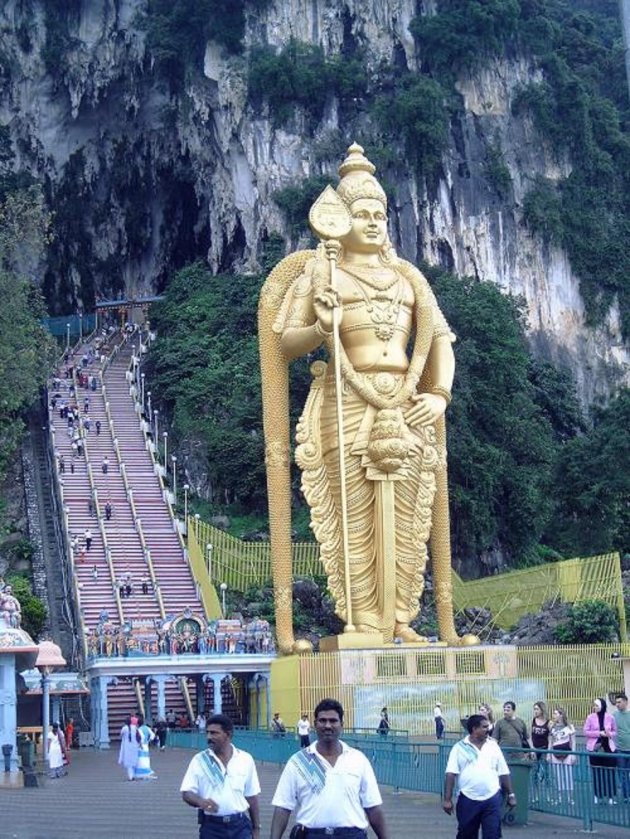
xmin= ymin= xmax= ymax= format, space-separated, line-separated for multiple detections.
xmin=0 ymin=128 xmax=55 ymax=484
xmin=247 ymin=2 xmax=628 ymax=335
xmin=145 ymin=0 xmax=271 ymax=81
xmin=412 ymin=0 xmax=630 ymax=334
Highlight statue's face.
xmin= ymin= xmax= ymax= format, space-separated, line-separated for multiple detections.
xmin=344 ymin=198 xmax=387 ymax=253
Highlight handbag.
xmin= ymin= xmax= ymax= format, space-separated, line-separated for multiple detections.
xmin=553 ymin=740 xmax=571 ymax=760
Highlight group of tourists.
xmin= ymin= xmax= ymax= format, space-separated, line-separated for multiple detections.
xmin=442 ymin=693 xmax=630 ymax=837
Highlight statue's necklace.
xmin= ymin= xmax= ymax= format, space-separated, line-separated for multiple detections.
xmin=344 ymin=270 xmax=403 ymax=342
xmin=340 ymin=264 xmax=399 ymax=291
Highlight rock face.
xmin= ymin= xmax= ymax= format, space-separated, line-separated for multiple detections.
xmin=0 ymin=0 xmax=626 ymax=404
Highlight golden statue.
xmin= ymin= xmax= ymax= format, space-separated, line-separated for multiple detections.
xmin=259 ymin=143 xmax=468 ymax=654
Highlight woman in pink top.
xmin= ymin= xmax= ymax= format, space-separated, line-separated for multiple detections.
xmin=583 ymin=697 xmax=617 ymax=803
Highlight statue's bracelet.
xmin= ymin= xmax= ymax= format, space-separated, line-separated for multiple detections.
xmin=430 ymin=385 xmax=452 ymax=405
xmin=315 ymin=321 xmax=333 ymax=338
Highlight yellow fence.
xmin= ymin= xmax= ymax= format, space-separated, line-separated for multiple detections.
xmin=186 ymin=523 xmax=223 ymax=619
xmin=187 ymin=518 xmax=625 ymax=638
xmin=452 ymin=552 xmax=626 ymax=640
xmin=190 ymin=519 xmax=321 ymax=592
xmin=284 ymin=643 xmax=630 ymax=736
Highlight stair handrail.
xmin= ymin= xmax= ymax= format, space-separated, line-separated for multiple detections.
xmin=101 ymin=347 xmax=165 ymax=624
xmin=123 ymin=356 xmax=209 ymax=616
xmin=48 ymin=415 xmax=88 ymax=663
xmin=62 ymin=503 xmax=89 ymax=659
xmin=133 ymin=518 xmax=166 ymax=617
xmin=46 ymin=416 xmax=82 ymax=666
xmin=133 ymin=677 xmax=146 ymax=718
xmin=79 ymin=369 xmax=126 ymax=629
xmin=144 ymin=547 xmax=167 ymax=619
xmin=64 ymin=367 xmax=93 ymax=658
xmin=179 ymin=676 xmax=195 ymax=722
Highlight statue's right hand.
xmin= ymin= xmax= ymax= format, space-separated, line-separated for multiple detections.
xmin=314 ymin=286 xmax=342 ymax=333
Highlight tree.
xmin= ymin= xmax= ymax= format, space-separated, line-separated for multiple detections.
xmin=0 ymin=185 xmax=56 ymax=480
xmin=428 ymin=268 xmax=559 ymax=567
xmin=145 ymin=261 xmax=312 ymax=512
xmin=547 ymin=388 xmax=630 ymax=556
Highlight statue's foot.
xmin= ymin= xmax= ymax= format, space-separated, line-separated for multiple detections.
xmin=394 ymin=623 xmax=427 ymax=643
xmin=442 ymin=633 xmax=481 ymax=646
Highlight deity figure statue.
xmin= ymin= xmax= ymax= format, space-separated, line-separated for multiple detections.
xmin=0 ymin=585 xmax=22 ymax=628
xmin=259 ymin=143 xmax=469 ymax=654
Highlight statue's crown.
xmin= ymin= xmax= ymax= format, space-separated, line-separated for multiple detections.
xmin=336 ymin=142 xmax=387 ymax=209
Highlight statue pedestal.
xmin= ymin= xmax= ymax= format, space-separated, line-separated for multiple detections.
xmin=319 ymin=632 xmax=384 ymax=652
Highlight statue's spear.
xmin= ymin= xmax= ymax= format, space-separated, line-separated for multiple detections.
xmin=309 ymin=186 xmax=356 ymax=633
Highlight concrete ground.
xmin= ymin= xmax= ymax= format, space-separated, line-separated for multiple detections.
xmin=0 ymin=747 xmax=626 ymax=839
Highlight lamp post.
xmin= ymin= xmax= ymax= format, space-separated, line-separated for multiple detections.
xmin=220 ymin=583 xmax=228 ymax=618
xmin=141 ymin=373 xmax=145 ymax=409
xmin=35 ymin=641 xmax=66 ymax=762
xmin=147 ymin=391 xmax=152 ymax=420
xmin=194 ymin=513 xmax=200 ymax=540
xmin=154 ymin=410 xmax=159 ymax=443
xmin=171 ymin=455 xmax=177 ymax=501
xmin=163 ymin=432 xmax=168 ymax=471
xmin=183 ymin=484 xmax=190 ymax=531
xmin=206 ymin=544 xmax=213 ymax=581
xmin=66 ymin=323 xmax=70 ymax=351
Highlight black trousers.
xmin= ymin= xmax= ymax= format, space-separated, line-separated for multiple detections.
xmin=456 ymin=791 xmax=502 ymax=839
xmin=199 ymin=813 xmax=252 ymax=839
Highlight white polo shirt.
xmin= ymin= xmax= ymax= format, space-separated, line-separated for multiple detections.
xmin=445 ymin=736 xmax=509 ymax=801
xmin=271 ymin=740 xmax=382 ymax=828
xmin=180 ymin=746 xmax=261 ymax=815
xmin=297 ymin=720 xmax=311 ymax=737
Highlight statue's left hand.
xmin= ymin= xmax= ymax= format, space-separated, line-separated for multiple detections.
xmin=404 ymin=393 xmax=447 ymax=428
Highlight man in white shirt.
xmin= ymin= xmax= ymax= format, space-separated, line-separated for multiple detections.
xmin=443 ymin=714 xmax=515 ymax=838
xmin=296 ymin=714 xmax=311 ymax=748
xmin=270 ymin=698 xmax=389 ymax=839
xmin=181 ymin=714 xmax=261 ymax=839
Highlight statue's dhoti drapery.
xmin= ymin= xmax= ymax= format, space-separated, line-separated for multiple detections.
xmin=297 ymin=367 xmax=445 ymax=642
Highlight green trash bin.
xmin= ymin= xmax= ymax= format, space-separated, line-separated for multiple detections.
xmin=504 ymin=760 xmax=532 ymax=825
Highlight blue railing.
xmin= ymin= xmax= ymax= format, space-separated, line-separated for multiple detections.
xmin=43 ymin=314 xmax=97 ymax=338
xmin=167 ymin=730 xmax=630 ymax=831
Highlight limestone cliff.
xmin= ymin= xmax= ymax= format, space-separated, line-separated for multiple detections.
xmin=0 ymin=0 xmax=626 ymax=405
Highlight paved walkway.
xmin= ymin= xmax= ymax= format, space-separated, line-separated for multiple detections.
xmin=0 ymin=747 xmax=625 ymax=838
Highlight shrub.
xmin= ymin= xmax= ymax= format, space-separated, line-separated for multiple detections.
xmin=483 ymin=141 xmax=512 ymax=198
xmin=554 ymin=599 xmax=619 ymax=644
xmin=248 ymin=41 xmax=368 ymax=129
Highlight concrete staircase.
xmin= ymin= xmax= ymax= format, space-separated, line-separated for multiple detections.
xmin=50 ymin=331 xmax=206 ymax=741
